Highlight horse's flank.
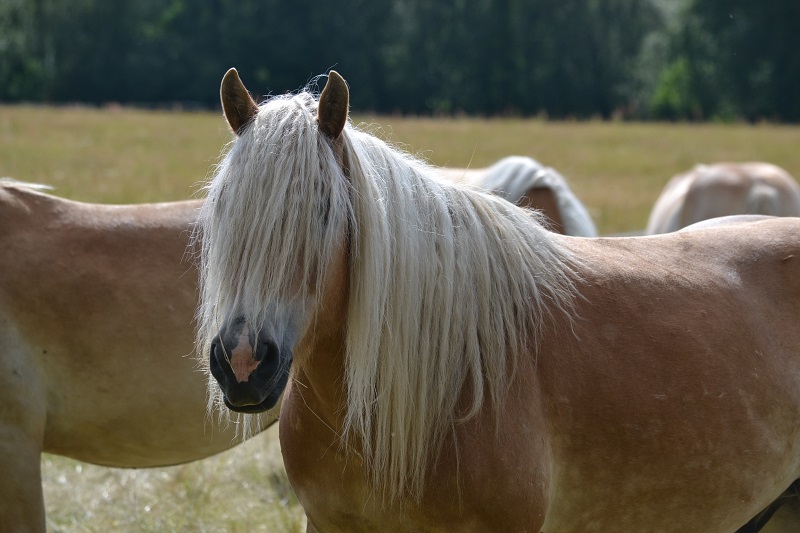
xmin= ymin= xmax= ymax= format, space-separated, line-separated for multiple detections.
xmin=0 ymin=182 xmax=277 ymax=531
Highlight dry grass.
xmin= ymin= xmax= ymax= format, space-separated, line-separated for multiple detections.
xmin=3 ymin=106 xmax=800 ymax=234
xmin=43 ymin=426 xmax=305 ymax=533
xmin=3 ymin=105 xmax=800 ymax=532
xmin=4 ymin=105 xmax=800 ymax=235
xmin=365 ymin=117 xmax=800 ymax=233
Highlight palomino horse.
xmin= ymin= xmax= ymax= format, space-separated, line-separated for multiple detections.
xmin=677 ymin=213 xmax=800 ymax=533
xmin=440 ymin=156 xmax=598 ymax=236
xmin=197 ymin=69 xmax=800 ymax=532
xmin=0 ymin=180 xmax=277 ymax=533
xmin=646 ymin=162 xmax=800 ymax=234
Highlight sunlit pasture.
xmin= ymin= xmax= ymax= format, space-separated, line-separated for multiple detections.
xmin=3 ymin=105 xmax=800 ymax=235
xmin=2 ymin=104 xmax=800 ymax=531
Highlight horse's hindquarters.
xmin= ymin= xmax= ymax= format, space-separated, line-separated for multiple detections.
xmin=539 ymin=224 xmax=800 ymax=531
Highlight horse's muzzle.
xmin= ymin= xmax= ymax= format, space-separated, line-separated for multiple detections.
xmin=209 ymin=332 xmax=291 ymax=413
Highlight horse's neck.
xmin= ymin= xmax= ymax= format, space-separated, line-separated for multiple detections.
xmin=292 ymin=318 xmax=347 ymax=416
xmin=281 ymin=324 xmax=355 ymax=507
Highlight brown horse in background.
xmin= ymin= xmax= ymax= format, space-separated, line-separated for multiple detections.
xmin=0 ymin=181 xmax=277 ymax=532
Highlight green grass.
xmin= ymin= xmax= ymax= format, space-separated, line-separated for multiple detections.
xmin=0 ymin=105 xmax=228 ymax=204
xmin=4 ymin=105 xmax=800 ymax=531
xmin=3 ymin=106 xmax=800 ymax=234
xmin=365 ymin=117 xmax=800 ymax=233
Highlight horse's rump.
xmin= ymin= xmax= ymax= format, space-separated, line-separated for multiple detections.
xmin=647 ymin=162 xmax=800 ymax=234
xmin=539 ymin=217 xmax=800 ymax=530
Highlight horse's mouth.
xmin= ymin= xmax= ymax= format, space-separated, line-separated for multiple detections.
xmin=217 ymin=373 xmax=286 ymax=413
xmin=223 ymin=395 xmax=276 ymax=413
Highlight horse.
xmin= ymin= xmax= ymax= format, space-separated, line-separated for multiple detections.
xmin=440 ymin=156 xmax=598 ymax=236
xmin=646 ymin=162 xmax=800 ymax=234
xmin=0 ymin=180 xmax=277 ymax=532
xmin=676 ymin=213 xmax=800 ymax=533
xmin=197 ymin=68 xmax=800 ymax=532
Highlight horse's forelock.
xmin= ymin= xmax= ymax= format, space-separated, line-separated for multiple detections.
xmin=195 ymin=90 xmax=352 ymax=414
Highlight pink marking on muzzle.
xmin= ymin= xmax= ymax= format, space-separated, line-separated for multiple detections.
xmin=229 ymin=333 xmax=258 ymax=383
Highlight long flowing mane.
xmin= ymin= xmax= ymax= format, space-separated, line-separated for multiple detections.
xmin=477 ymin=156 xmax=598 ymax=237
xmin=196 ymin=90 xmax=579 ymax=501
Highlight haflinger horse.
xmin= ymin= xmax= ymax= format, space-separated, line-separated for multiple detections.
xmin=646 ymin=162 xmax=800 ymax=234
xmin=441 ymin=156 xmax=598 ymax=237
xmin=0 ymin=180 xmax=277 ymax=533
xmin=197 ymin=68 xmax=800 ymax=532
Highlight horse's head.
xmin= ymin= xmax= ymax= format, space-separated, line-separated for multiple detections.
xmin=198 ymin=68 xmax=351 ymax=414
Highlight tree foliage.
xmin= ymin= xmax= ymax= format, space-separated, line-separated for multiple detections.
xmin=1 ymin=0 xmax=797 ymax=121
xmin=651 ymin=0 xmax=800 ymax=121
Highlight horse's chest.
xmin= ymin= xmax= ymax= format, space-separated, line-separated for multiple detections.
xmin=279 ymin=389 xmax=386 ymax=531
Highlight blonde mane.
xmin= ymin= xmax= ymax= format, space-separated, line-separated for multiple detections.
xmin=196 ymin=91 xmax=579 ymax=502
xmin=476 ymin=156 xmax=598 ymax=237
xmin=0 ymin=178 xmax=53 ymax=191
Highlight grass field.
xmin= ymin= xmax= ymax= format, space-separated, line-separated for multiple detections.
xmin=3 ymin=105 xmax=800 ymax=234
xmin=3 ymin=104 xmax=800 ymax=531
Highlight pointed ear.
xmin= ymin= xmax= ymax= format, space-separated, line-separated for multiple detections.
xmin=220 ymin=68 xmax=258 ymax=136
xmin=317 ymin=71 xmax=349 ymax=140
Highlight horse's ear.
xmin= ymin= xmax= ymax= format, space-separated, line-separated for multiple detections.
xmin=220 ymin=68 xmax=258 ymax=136
xmin=318 ymin=71 xmax=349 ymax=140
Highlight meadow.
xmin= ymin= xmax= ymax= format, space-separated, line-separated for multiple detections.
xmin=4 ymin=105 xmax=800 ymax=234
xmin=3 ymin=104 xmax=800 ymax=532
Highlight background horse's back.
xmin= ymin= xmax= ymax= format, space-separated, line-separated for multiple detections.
xmin=646 ymin=162 xmax=800 ymax=234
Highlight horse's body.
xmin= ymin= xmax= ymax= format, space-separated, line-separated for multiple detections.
xmin=0 ymin=181 xmax=276 ymax=532
xmin=646 ymin=162 xmax=800 ymax=234
xmin=278 ymin=219 xmax=800 ymax=533
xmin=440 ymin=156 xmax=598 ymax=236
xmin=199 ymin=70 xmax=800 ymax=532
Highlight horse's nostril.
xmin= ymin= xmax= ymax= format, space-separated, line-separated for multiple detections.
xmin=254 ymin=338 xmax=277 ymax=362
xmin=208 ymin=336 xmax=227 ymax=383
xmin=210 ymin=336 xmax=228 ymax=365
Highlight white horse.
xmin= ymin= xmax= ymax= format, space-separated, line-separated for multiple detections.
xmin=0 ymin=180 xmax=277 ymax=532
xmin=646 ymin=162 xmax=800 ymax=234
xmin=441 ymin=156 xmax=597 ymax=236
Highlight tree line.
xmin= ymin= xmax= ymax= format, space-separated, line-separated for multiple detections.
xmin=1 ymin=0 xmax=798 ymax=121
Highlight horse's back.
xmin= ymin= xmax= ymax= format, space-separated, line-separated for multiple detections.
xmin=685 ymin=162 xmax=800 ymax=219
xmin=537 ymin=219 xmax=800 ymax=531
